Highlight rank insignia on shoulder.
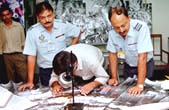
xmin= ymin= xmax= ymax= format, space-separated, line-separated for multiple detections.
xmin=28 ymin=26 xmax=34 ymax=31
xmin=28 ymin=23 xmax=39 ymax=31
xmin=134 ymin=23 xmax=142 ymax=31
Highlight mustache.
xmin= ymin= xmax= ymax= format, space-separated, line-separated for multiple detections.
xmin=44 ymin=22 xmax=51 ymax=24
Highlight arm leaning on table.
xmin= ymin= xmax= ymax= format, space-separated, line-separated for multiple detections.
xmin=108 ymin=52 xmax=119 ymax=86
xmin=128 ymin=53 xmax=147 ymax=95
xmin=18 ymin=56 xmax=36 ymax=91
xmin=49 ymin=72 xmax=63 ymax=96
xmin=80 ymin=63 xmax=109 ymax=95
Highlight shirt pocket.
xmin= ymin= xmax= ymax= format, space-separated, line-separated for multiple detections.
xmin=55 ymin=33 xmax=66 ymax=42
xmin=37 ymin=41 xmax=48 ymax=54
xmin=127 ymin=42 xmax=137 ymax=56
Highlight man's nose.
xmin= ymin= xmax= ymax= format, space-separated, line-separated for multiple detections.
xmin=45 ymin=17 xmax=49 ymax=22
xmin=119 ymin=27 xmax=124 ymax=33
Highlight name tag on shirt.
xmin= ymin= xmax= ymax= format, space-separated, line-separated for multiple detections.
xmin=118 ymin=50 xmax=125 ymax=59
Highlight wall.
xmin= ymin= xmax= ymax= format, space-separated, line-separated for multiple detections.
xmin=146 ymin=0 xmax=169 ymax=51
xmin=35 ymin=0 xmax=169 ymax=62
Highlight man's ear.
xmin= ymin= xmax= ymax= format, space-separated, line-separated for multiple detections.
xmin=36 ymin=16 xmax=39 ymax=22
xmin=73 ymin=61 xmax=78 ymax=70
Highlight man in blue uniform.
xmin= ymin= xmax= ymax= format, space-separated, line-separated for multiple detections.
xmin=107 ymin=6 xmax=154 ymax=95
xmin=18 ymin=1 xmax=81 ymax=91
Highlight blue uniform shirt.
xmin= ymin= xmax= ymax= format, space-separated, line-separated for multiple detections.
xmin=23 ymin=19 xmax=80 ymax=68
xmin=106 ymin=19 xmax=153 ymax=66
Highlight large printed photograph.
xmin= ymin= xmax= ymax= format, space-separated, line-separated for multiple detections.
xmin=0 ymin=0 xmax=152 ymax=43
xmin=47 ymin=0 xmax=152 ymax=44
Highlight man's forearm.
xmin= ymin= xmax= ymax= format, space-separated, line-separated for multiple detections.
xmin=89 ymin=81 xmax=102 ymax=90
xmin=70 ymin=32 xmax=81 ymax=45
xmin=137 ymin=53 xmax=147 ymax=85
xmin=109 ymin=53 xmax=118 ymax=79
xmin=27 ymin=56 xmax=36 ymax=83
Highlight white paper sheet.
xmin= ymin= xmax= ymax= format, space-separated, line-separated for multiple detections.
xmin=0 ymin=95 xmax=38 ymax=110
xmin=0 ymin=87 xmax=12 ymax=108
xmin=125 ymin=102 xmax=169 ymax=110
xmin=0 ymin=87 xmax=38 ymax=110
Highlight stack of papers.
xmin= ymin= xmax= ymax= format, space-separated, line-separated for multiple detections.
xmin=160 ymin=80 xmax=169 ymax=90
xmin=145 ymin=79 xmax=169 ymax=90
xmin=0 ymin=87 xmax=38 ymax=110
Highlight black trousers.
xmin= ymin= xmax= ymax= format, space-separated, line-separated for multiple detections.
xmin=39 ymin=67 xmax=53 ymax=86
xmin=0 ymin=55 xmax=9 ymax=84
xmin=123 ymin=58 xmax=154 ymax=80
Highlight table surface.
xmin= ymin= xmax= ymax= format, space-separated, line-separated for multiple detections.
xmin=16 ymin=77 xmax=169 ymax=110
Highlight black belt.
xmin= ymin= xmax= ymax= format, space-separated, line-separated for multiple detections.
xmin=3 ymin=52 xmax=22 ymax=55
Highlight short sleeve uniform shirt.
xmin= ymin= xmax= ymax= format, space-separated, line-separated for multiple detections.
xmin=23 ymin=19 xmax=80 ymax=68
xmin=106 ymin=19 xmax=153 ymax=66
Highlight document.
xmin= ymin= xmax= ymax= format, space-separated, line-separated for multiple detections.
xmin=0 ymin=95 xmax=38 ymax=110
xmin=0 ymin=87 xmax=38 ymax=110
xmin=0 ymin=87 xmax=12 ymax=108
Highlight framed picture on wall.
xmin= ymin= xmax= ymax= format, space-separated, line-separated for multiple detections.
xmin=35 ymin=0 xmax=152 ymax=44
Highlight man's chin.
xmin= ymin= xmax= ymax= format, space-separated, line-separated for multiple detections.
xmin=120 ymin=33 xmax=127 ymax=37
xmin=44 ymin=24 xmax=53 ymax=29
xmin=120 ymin=34 xmax=125 ymax=37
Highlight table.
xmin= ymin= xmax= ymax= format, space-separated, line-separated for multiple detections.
xmin=15 ymin=77 xmax=169 ymax=110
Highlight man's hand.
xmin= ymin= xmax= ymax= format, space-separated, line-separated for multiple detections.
xmin=128 ymin=84 xmax=144 ymax=95
xmin=51 ymin=82 xmax=63 ymax=96
xmin=52 ymin=85 xmax=63 ymax=96
xmin=80 ymin=81 xmax=101 ymax=95
xmin=80 ymin=83 xmax=95 ymax=95
xmin=18 ymin=82 xmax=34 ymax=91
xmin=108 ymin=78 xmax=118 ymax=86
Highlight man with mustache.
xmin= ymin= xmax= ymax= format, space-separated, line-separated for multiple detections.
xmin=107 ymin=6 xmax=154 ymax=95
xmin=18 ymin=1 xmax=81 ymax=91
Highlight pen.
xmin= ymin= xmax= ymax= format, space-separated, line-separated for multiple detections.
xmin=56 ymin=34 xmax=64 ymax=38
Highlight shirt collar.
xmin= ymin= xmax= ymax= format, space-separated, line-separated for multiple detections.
xmin=2 ymin=20 xmax=18 ymax=28
xmin=126 ymin=19 xmax=135 ymax=38
xmin=53 ymin=20 xmax=59 ymax=28
xmin=39 ymin=20 xmax=58 ymax=33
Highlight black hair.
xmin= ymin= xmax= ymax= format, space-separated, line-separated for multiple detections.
xmin=52 ymin=51 xmax=77 ymax=75
xmin=0 ymin=4 xmax=13 ymax=16
xmin=36 ymin=1 xmax=53 ymax=16
xmin=108 ymin=6 xmax=128 ymax=21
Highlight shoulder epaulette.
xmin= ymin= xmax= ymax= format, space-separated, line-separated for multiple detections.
xmin=28 ymin=23 xmax=40 ymax=31
xmin=134 ymin=23 xmax=142 ymax=31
